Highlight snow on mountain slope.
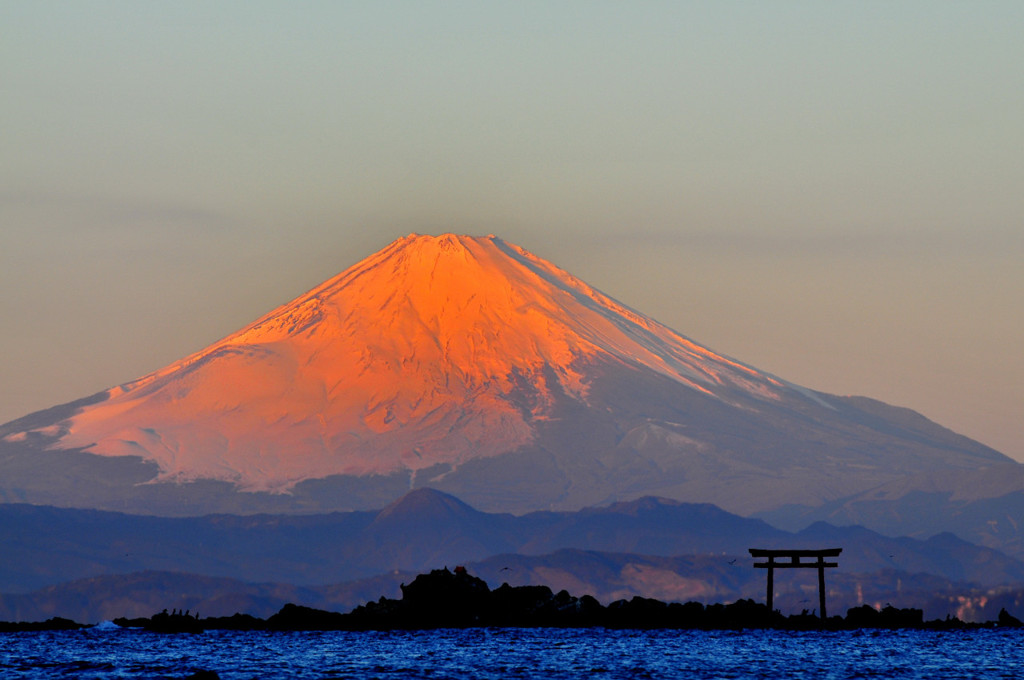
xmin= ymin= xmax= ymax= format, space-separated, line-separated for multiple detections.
xmin=11 ymin=234 xmax=797 ymax=491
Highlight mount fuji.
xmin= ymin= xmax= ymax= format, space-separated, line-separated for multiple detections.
xmin=1 ymin=234 xmax=1017 ymax=521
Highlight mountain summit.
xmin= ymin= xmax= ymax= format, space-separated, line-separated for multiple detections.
xmin=0 ymin=233 xmax=1014 ymax=516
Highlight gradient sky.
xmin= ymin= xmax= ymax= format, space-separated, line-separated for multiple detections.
xmin=3 ymin=1 xmax=1022 ymax=462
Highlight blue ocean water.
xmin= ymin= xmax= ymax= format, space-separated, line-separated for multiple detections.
xmin=1 ymin=626 xmax=1021 ymax=679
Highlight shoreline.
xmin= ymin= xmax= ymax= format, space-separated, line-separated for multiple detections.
xmin=4 ymin=567 xmax=1022 ymax=634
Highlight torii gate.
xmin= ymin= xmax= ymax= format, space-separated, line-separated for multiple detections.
xmin=749 ymin=548 xmax=842 ymax=620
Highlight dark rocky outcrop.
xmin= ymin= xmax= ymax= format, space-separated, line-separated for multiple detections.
xmin=844 ymin=604 xmax=925 ymax=629
xmin=0 ymin=616 xmax=87 ymax=632
xmin=266 ymin=603 xmax=346 ymax=631
xmin=108 ymin=566 xmax=1024 ymax=632
xmin=113 ymin=609 xmax=203 ymax=633
xmin=14 ymin=566 xmax=1013 ymax=633
xmin=998 ymin=607 xmax=1023 ymax=627
xmin=184 ymin=672 xmax=220 ymax=680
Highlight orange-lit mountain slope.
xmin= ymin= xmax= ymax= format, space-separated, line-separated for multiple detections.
xmin=1 ymin=234 xmax=1015 ymax=516
xmin=8 ymin=234 xmax=789 ymax=489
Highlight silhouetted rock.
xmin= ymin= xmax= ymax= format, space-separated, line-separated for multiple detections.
xmin=200 ymin=612 xmax=266 ymax=631
xmin=399 ymin=566 xmax=491 ymax=627
xmin=998 ymin=607 xmax=1023 ymax=627
xmin=845 ymin=604 xmax=924 ymax=629
xmin=707 ymin=598 xmax=781 ymax=630
xmin=101 ymin=567 xmax=1023 ymax=632
xmin=0 ymin=617 xmax=87 ymax=632
xmin=267 ymin=603 xmax=346 ymax=631
xmin=606 ymin=596 xmax=669 ymax=629
xmin=114 ymin=609 xmax=203 ymax=633
xmin=185 ymin=671 xmax=220 ymax=680
xmin=489 ymin=582 xmax=557 ymax=626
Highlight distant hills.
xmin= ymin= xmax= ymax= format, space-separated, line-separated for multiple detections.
xmin=757 ymin=465 xmax=1024 ymax=559
xmin=2 ymin=489 xmax=1023 ymax=623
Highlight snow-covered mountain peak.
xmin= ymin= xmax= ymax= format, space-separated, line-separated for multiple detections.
xmin=18 ymin=234 xmax=796 ymax=492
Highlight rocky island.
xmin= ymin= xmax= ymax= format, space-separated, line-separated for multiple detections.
xmin=99 ymin=567 xmax=1024 ymax=633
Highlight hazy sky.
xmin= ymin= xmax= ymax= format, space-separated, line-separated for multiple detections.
xmin=3 ymin=2 xmax=1022 ymax=462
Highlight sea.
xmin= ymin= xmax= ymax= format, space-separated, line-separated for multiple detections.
xmin=1 ymin=625 xmax=1021 ymax=679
